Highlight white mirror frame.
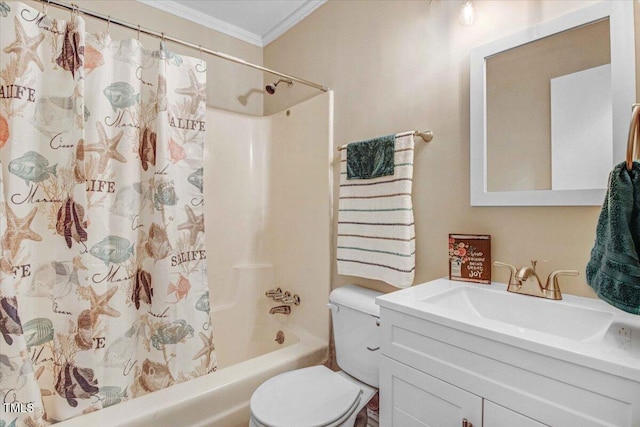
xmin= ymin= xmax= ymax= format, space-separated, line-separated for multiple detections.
xmin=470 ymin=1 xmax=636 ymax=206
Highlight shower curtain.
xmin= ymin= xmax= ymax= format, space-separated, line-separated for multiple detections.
xmin=0 ymin=3 xmax=215 ymax=425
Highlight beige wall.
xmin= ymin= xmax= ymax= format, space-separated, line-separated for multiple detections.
xmin=22 ymin=0 xmax=264 ymax=115
xmin=264 ymin=0 xmax=623 ymax=298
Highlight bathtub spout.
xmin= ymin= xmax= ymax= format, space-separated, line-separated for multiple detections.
xmin=269 ymin=305 xmax=291 ymax=315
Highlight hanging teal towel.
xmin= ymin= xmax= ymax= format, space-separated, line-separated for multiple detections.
xmin=346 ymin=134 xmax=395 ymax=179
xmin=586 ymin=161 xmax=640 ymax=314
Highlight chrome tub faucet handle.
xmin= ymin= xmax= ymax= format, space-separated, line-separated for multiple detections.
xmin=273 ymin=290 xmax=289 ymax=302
xmin=266 ymin=287 xmax=283 ymax=300
xmin=281 ymin=294 xmax=301 ymax=306
xmin=266 ymin=287 xmax=301 ymax=312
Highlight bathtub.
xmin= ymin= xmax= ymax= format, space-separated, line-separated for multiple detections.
xmin=56 ymin=264 xmax=328 ymax=427
xmin=56 ymin=320 xmax=327 ymax=427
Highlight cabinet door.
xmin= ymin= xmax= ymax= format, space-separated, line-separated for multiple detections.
xmin=484 ymin=400 xmax=548 ymax=427
xmin=380 ymin=356 xmax=482 ymax=427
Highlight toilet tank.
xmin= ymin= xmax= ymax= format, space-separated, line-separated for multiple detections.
xmin=329 ymin=284 xmax=383 ymax=388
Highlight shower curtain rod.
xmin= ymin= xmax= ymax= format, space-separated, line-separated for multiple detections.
xmin=37 ymin=0 xmax=329 ymax=92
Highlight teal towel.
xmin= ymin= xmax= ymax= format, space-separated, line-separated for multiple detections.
xmin=586 ymin=161 xmax=640 ymax=314
xmin=347 ymin=134 xmax=395 ymax=179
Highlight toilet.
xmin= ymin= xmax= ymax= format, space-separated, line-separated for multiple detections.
xmin=249 ymin=285 xmax=382 ymax=427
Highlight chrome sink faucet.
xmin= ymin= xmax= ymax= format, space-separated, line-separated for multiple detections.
xmin=494 ymin=260 xmax=578 ymax=300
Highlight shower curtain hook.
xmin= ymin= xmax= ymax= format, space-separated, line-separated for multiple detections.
xmin=107 ymin=15 xmax=111 ymax=35
xmin=196 ymin=44 xmax=207 ymax=72
xmin=137 ymin=24 xmax=141 ymax=40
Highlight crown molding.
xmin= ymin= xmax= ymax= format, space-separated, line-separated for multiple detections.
xmin=136 ymin=0 xmax=327 ymax=48
xmin=263 ymin=0 xmax=327 ymax=46
xmin=135 ymin=0 xmax=263 ymax=47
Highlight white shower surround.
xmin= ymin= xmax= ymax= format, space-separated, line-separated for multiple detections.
xmin=55 ymin=92 xmax=334 ymax=426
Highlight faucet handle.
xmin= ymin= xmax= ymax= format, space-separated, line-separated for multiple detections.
xmin=282 ymin=294 xmax=301 ymax=306
xmin=273 ymin=290 xmax=289 ymax=302
xmin=545 ymin=270 xmax=579 ymax=300
xmin=494 ymin=261 xmax=518 ymax=287
xmin=266 ymin=287 xmax=283 ymax=299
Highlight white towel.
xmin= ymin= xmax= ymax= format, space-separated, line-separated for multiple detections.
xmin=337 ymin=133 xmax=415 ymax=288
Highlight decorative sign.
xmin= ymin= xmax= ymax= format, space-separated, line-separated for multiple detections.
xmin=449 ymin=234 xmax=491 ymax=284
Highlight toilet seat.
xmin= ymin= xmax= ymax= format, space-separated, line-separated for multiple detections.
xmin=250 ymin=365 xmax=362 ymax=427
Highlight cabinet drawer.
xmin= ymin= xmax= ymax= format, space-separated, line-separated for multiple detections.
xmin=380 ymin=355 xmax=482 ymax=427
xmin=484 ymin=400 xmax=548 ymax=427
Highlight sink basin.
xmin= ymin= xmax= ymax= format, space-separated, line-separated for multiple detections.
xmin=423 ymin=285 xmax=614 ymax=341
xmin=376 ymin=278 xmax=640 ymax=426
xmin=376 ymin=278 xmax=640 ymax=380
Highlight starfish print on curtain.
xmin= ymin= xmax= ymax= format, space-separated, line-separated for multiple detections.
xmin=84 ymin=122 xmax=126 ymax=173
xmin=0 ymin=3 xmax=215 ymax=426
xmin=177 ymin=205 xmax=204 ymax=246
xmin=2 ymin=205 xmax=42 ymax=259
xmin=192 ymin=330 xmax=215 ymax=363
xmin=175 ymin=69 xmax=206 ymax=114
xmin=3 ymin=16 xmax=44 ymax=75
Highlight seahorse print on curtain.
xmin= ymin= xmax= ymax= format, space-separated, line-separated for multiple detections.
xmin=0 ymin=3 xmax=215 ymax=426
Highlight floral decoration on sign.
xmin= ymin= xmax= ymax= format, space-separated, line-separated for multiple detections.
xmin=449 ymin=238 xmax=474 ymax=266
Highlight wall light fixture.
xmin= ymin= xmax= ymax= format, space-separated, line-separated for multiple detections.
xmin=459 ymin=0 xmax=475 ymax=26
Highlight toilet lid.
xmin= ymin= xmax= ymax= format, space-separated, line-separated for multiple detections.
xmin=251 ymin=365 xmax=362 ymax=427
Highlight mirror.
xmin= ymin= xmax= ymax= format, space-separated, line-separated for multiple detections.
xmin=470 ymin=2 xmax=636 ymax=206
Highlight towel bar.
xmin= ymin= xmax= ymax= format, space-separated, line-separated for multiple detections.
xmin=626 ymin=103 xmax=640 ymax=171
xmin=337 ymin=130 xmax=433 ymax=152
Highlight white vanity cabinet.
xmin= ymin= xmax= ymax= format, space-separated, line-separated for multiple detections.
xmin=483 ymin=401 xmax=546 ymax=427
xmin=380 ymin=355 xmax=546 ymax=427
xmin=380 ymin=356 xmax=482 ymax=426
xmin=376 ymin=279 xmax=640 ymax=427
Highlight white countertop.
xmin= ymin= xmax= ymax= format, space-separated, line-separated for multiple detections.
xmin=376 ymin=278 xmax=640 ymax=382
